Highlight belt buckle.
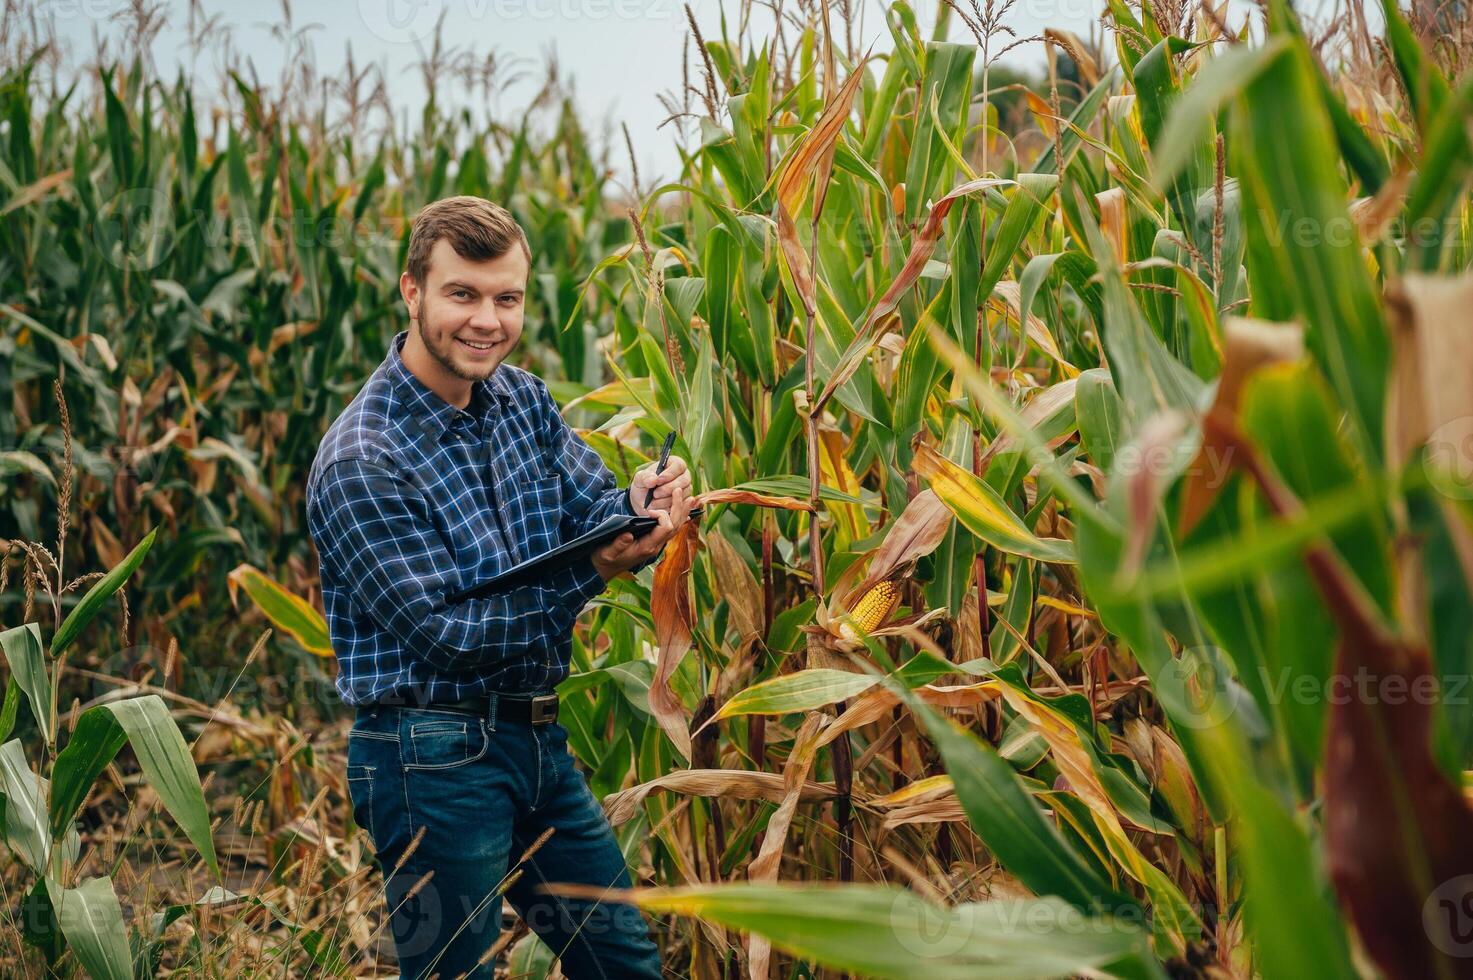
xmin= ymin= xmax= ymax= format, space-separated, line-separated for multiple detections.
xmin=530 ymin=693 xmax=558 ymax=725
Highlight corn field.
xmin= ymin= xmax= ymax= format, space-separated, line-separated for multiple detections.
xmin=2 ymin=0 xmax=1473 ymax=976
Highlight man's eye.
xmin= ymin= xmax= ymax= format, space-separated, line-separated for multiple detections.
xmin=452 ymin=290 xmax=471 ymax=299
xmin=499 ymin=296 xmax=520 ymax=305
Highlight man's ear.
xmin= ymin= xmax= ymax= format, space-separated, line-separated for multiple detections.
xmin=399 ymin=271 xmax=420 ymax=323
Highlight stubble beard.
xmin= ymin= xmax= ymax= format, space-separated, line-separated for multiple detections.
xmin=418 ymin=298 xmax=501 ymax=383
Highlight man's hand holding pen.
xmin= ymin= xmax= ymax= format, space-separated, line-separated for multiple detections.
xmin=591 ymin=447 xmax=697 ymax=582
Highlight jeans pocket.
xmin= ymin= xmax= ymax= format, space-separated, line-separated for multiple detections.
xmin=405 ymin=716 xmax=488 ymax=770
xmin=346 ymin=764 xmax=376 ymax=849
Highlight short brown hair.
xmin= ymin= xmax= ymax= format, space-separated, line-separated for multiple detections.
xmin=405 ymin=196 xmax=531 ymax=285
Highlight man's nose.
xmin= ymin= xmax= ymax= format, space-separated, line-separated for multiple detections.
xmin=465 ymin=300 xmax=506 ymax=332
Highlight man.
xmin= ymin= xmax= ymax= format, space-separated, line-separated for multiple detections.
xmin=306 ymin=195 xmax=689 ymax=978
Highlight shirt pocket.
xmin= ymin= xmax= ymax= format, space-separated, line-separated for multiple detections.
xmin=503 ymin=451 xmax=546 ymax=487
xmin=517 ymin=474 xmax=563 ymax=556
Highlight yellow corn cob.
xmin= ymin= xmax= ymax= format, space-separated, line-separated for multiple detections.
xmin=838 ymin=580 xmax=901 ymax=640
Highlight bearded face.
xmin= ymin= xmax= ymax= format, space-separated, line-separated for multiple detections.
xmin=400 ymin=237 xmax=528 ymax=388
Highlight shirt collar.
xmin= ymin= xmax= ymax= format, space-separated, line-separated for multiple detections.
xmin=386 ymin=330 xmax=512 ymax=438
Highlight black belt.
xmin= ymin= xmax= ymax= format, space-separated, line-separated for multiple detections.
xmin=384 ymin=691 xmax=559 ymax=725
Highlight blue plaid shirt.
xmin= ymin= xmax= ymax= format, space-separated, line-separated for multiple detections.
xmin=306 ymin=330 xmax=650 ymax=705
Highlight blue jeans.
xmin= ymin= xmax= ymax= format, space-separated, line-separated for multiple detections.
xmin=346 ymin=700 xmax=663 ymax=979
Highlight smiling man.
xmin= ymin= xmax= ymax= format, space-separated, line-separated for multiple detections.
xmin=306 ymin=196 xmax=688 ymax=978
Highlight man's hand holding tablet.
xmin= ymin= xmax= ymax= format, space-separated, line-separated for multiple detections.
xmin=593 ymin=446 xmax=697 ymax=581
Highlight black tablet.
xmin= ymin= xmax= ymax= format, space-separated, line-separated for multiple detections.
xmin=447 ymin=507 xmax=700 ymax=600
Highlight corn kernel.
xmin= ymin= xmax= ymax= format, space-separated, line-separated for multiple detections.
xmin=838 ymin=580 xmax=900 ymax=639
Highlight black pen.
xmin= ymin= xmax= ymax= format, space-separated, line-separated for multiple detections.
xmin=644 ymin=431 xmax=677 ymax=509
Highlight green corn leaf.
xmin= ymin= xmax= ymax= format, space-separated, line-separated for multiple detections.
xmin=1 ymin=739 xmax=59 ymax=872
xmin=1076 ymin=369 xmax=1125 ymax=474
xmin=895 ymin=681 xmax=1129 ymax=912
xmin=1405 ymin=80 xmax=1473 ymax=270
xmin=99 ymin=67 xmax=134 ymax=186
xmin=1375 ymin=0 xmax=1451 ymax=133
xmin=98 ymin=695 xmax=218 ymax=877
xmin=987 ymin=561 xmax=1036 ymax=663
xmin=978 ymin=174 xmax=1060 ymax=302
xmin=52 ymin=527 xmax=156 ymax=657
xmin=0 ymin=740 xmax=44 ymax=871
xmin=0 ymin=678 xmax=19 ymax=744
xmin=1230 ymin=34 xmax=1388 ymax=465
xmin=904 ymin=42 xmax=975 ymax=226
xmin=225 ymin=564 xmax=332 ymax=657
xmin=508 ymin=932 xmax=557 ymax=980
xmin=1181 ymin=692 xmax=1358 ymax=976
xmin=915 ymin=445 xmax=1075 ymax=564
xmin=1077 ymin=195 xmax=1205 ymax=424
xmin=716 ymin=669 xmax=880 ymax=720
xmin=224 ymin=129 xmax=261 ymax=267
xmin=1134 ymin=36 xmax=1213 ymax=239
xmin=948 ymin=199 xmax=983 ymax=366
xmin=631 ymin=884 xmax=1163 ymax=980
xmin=48 ymin=706 xmax=129 ymax=842
xmin=1034 ymin=67 xmax=1118 ymax=176
xmin=1104 ymin=466 xmax=1406 ymax=605
xmin=1151 ymin=39 xmax=1289 ymax=193
xmin=50 ymin=876 xmax=132 ymax=980
xmin=18 ymin=878 xmax=63 ymax=965
xmin=0 ymin=623 xmax=51 ymax=738
xmin=1241 ymin=363 xmax=1392 ymax=610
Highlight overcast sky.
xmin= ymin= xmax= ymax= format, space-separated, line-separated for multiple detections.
xmin=41 ymin=0 xmax=1350 ymax=195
